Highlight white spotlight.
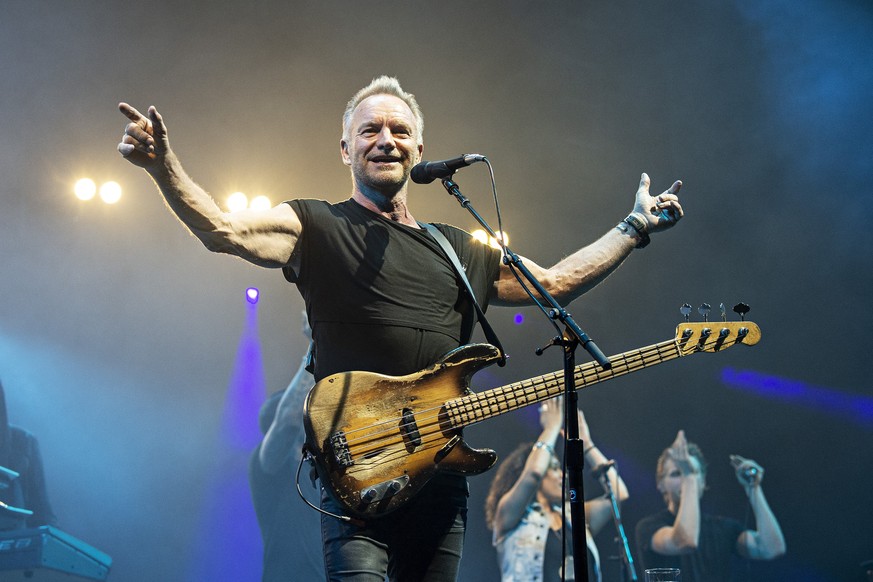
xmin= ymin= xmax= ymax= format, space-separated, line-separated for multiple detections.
xmin=227 ymin=192 xmax=248 ymax=212
xmin=471 ymin=229 xmax=508 ymax=249
xmin=99 ymin=181 xmax=122 ymax=204
xmin=74 ymin=178 xmax=97 ymax=201
xmin=249 ymin=195 xmax=272 ymax=211
xmin=471 ymin=230 xmax=489 ymax=245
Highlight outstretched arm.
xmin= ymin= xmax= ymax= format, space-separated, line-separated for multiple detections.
xmin=492 ymin=173 xmax=683 ymax=306
xmin=117 ymin=103 xmax=301 ymax=267
xmin=731 ymin=455 xmax=787 ymax=560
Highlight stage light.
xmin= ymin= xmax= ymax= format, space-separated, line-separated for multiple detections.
xmin=249 ymin=195 xmax=272 ymax=211
xmin=245 ymin=287 xmax=259 ymax=304
xmin=99 ymin=181 xmax=122 ymax=204
xmin=471 ymin=229 xmax=509 ymax=250
xmin=227 ymin=192 xmax=248 ymax=212
xmin=74 ymin=178 xmax=97 ymax=201
xmin=514 ymin=313 xmax=524 ymax=325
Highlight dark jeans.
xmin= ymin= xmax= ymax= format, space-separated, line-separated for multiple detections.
xmin=320 ymin=478 xmax=468 ymax=581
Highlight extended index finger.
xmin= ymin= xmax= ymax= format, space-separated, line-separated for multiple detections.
xmin=119 ymin=102 xmax=146 ymax=123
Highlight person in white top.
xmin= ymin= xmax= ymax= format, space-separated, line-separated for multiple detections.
xmin=485 ymin=397 xmax=628 ymax=581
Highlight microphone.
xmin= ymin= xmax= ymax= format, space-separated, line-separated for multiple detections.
xmin=590 ymin=460 xmax=616 ymax=479
xmin=739 ymin=466 xmax=759 ymax=484
xmin=410 ymin=154 xmax=486 ymax=184
xmin=730 ymin=454 xmax=759 ymax=484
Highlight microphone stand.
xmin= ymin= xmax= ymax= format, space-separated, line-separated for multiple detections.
xmin=440 ymin=177 xmax=612 ymax=582
xmin=598 ymin=470 xmax=638 ymax=581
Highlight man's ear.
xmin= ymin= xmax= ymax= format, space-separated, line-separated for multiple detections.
xmin=340 ymin=140 xmax=351 ymax=166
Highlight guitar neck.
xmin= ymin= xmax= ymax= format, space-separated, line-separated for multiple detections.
xmin=444 ymin=338 xmax=682 ymax=428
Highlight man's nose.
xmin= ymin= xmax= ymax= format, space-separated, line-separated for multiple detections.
xmin=376 ymin=127 xmax=396 ymax=151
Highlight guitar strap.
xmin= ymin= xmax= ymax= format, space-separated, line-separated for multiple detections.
xmin=419 ymin=222 xmax=507 ymax=366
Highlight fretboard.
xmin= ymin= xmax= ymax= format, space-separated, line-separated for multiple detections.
xmin=443 ymin=338 xmax=682 ymax=428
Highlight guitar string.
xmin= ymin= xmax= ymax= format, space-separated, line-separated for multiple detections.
xmin=338 ymin=340 xmax=678 ymax=458
xmin=334 ymin=327 xmax=750 ymax=465
xmin=336 ymin=340 xmax=681 ymax=459
xmin=344 ymin=342 xmax=680 ymax=469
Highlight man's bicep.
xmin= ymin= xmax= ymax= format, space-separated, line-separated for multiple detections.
xmin=232 ymin=202 xmax=304 ymax=268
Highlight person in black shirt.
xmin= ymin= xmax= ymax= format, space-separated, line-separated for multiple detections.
xmin=249 ymin=313 xmax=323 ymax=581
xmin=635 ymin=430 xmax=786 ymax=582
xmin=117 ymin=76 xmax=684 ymax=581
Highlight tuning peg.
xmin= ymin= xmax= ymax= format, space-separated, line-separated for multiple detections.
xmin=732 ymin=302 xmax=750 ymax=321
xmin=680 ymin=303 xmax=692 ymax=322
xmin=698 ymin=303 xmax=711 ymax=322
xmin=719 ymin=303 xmax=727 ymax=322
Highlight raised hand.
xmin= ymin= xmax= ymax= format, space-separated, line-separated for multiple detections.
xmin=730 ymin=454 xmax=764 ymax=488
xmin=632 ymin=172 xmax=684 ymax=233
xmin=117 ymin=103 xmax=170 ymax=170
xmin=667 ymin=429 xmax=696 ymax=476
xmin=539 ymin=396 xmax=564 ymax=433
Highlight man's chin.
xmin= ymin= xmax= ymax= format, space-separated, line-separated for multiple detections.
xmin=361 ymin=170 xmax=409 ymax=192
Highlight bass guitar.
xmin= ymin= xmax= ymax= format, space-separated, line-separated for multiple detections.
xmin=303 ymin=320 xmax=760 ymax=519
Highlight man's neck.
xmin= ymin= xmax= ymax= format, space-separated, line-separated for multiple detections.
xmin=351 ymin=187 xmax=417 ymax=227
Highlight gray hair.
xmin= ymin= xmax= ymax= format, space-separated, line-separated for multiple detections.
xmin=342 ymin=76 xmax=424 ymax=145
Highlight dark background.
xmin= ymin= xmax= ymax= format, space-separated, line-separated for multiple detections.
xmin=1 ymin=1 xmax=871 ymax=581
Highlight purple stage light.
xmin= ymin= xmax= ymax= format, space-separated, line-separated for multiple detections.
xmin=722 ymin=367 xmax=873 ymax=427
xmin=245 ymin=287 xmax=259 ymax=304
xmin=514 ymin=313 xmax=524 ymax=325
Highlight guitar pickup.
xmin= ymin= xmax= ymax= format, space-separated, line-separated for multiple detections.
xmin=329 ymin=430 xmax=354 ymax=468
xmin=399 ymin=408 xmax=422 ymax=449
xmin=359 ymin=475 xmax=410 ymax=504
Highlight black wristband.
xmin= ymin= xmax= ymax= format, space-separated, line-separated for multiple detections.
xmin=621 ymin=214 xmax=650 ymax=248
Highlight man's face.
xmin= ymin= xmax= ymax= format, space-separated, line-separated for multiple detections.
xmin=658 ymin=456 xmax=706 ymax=506
xmin=341 ymin=94 xmax=423 ymax=194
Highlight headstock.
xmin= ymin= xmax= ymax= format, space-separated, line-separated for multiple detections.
xmin=674 ymin=302 xmax=761 ymax=355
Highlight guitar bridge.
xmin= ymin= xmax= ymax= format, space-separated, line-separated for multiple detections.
xmin=329 ymin=431 xmax=354 ymax=468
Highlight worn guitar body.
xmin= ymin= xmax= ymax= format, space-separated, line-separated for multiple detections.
xmin=304 ymin=320 xmax=761 ymax=519
xmin=304 ymin=343 xmax=503 ymax=519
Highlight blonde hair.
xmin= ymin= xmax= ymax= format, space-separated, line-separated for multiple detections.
xmin=342 ymin=76 xmax=424 ymax=145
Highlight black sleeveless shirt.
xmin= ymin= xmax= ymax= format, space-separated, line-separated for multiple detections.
xmin=284 ymin=198 xmax=502 ymax=381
